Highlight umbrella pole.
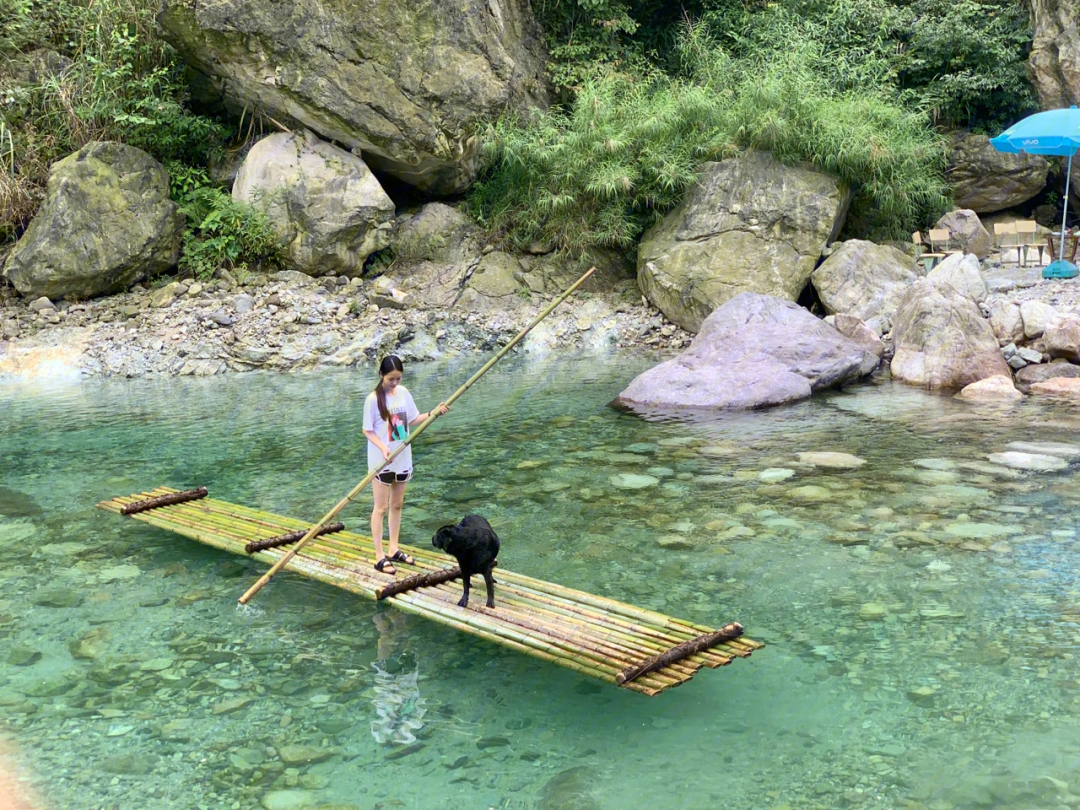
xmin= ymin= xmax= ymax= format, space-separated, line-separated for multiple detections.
xmin=1061 ymin=152 xmax=1074 ymax=259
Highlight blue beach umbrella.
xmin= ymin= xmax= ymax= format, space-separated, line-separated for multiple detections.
xmin=991 ymin=106 xmax=1080 ymax=279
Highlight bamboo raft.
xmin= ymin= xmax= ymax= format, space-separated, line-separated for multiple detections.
xmin=97 ymin=486 xmax=762 ymax=696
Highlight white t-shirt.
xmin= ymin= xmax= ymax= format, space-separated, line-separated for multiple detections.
xmin=363 ymin=386 xmax=420 ymax=475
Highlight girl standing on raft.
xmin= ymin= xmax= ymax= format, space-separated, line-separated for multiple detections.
xmin=363 ymin=355 xmax=449 ymax=574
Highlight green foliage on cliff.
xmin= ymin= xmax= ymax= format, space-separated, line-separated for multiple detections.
xmin=0 ymin=0 xmax=226 ymax=242
xmin=533 ymin=0 xmax=1036 ymax=132
xmin=470 ymin=24 xmax=949 ymax=252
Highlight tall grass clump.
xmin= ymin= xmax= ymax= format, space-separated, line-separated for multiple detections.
xmin=706 ymin=36 xmax=950 ymax=239
xmin=0 ymin=0 xmax=227 ymax=243
xmin=470 ymin=23 xmax=949 ymax=253
xmin=469 ymin=67 xmax=729 ymax=254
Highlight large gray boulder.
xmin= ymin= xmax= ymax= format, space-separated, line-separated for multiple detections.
xmin=4 ymin=142 xmax=183 ymax=300
xmin=934 ymin=209 xmax=992 ymax=260
xmin=947 ymin=132 xmax=1049 ymax=214
xmin=925 ymin=252 xmax=988 ymax=303
xmin=159 ymin=0 xmax=548 ymax=195
xmin=811 ymin=240 xmax=920 ymax=330
xmin=233 ymin=132 xmax=395 ymax=277
xmin=891 ymin=279 xmax=1011 ymax=388
xmin=611 ymin=293 xmax=878 ymax=412
xmin=392 ymin=203 xmax=480 ymax=265
xmin=637 ymin=151 xmax=850 ymax=333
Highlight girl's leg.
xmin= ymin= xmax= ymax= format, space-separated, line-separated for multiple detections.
xmin=371 ymin=480 xmax=390 ymax=564
xmin=386 ymin=481 xmax=408 ymax=557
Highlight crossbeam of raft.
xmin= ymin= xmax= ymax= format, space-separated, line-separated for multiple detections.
xmin=97 ymin=487 xmax=763 ymax=696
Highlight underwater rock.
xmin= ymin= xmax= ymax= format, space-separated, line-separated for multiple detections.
xmin=796 ymin=452 xmax=866 ymax=469
xmin=1004 ymin=441 xmax=1080 ymax=457
xmin=758 ymin=468 xmax=795 ymax=482
xmin=986 ymin=451 xmax=1068 ymax=471
xmin=536 ymin=766 xmax=605 ymax=810
xmin=277 ymin=744 xmax=336 ymax=766
xmin=30 ymin=587 xmax=82 ymax=608
xmin=0 ymin=486 xmax=42 ymax=517
xmin=609 ymin=473 xmax=659 ymax=490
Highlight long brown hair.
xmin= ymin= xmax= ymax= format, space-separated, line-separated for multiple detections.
xmin=374 ymin=355 xmax=403 ymax=422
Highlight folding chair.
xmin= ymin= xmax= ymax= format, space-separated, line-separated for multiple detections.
xmin=993 ymin=222 xmax=1018 ymax=265
xmin=1046 ymin=231 xmax=1080 ymax=263
xmin=1015 ymin=220 xmax=1041 ymax=267
xmin=928 ymin=228 xmax=964 ymax=262
xmin=912 ymin=231 xmax=945 ymax=271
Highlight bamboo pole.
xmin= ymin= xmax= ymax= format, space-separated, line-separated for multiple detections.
xmin=238 ymin=267 xmax=596 ymax=605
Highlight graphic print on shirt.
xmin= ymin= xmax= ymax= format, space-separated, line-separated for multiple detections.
xmin=387 ymin=408 xmax=409 ymax=442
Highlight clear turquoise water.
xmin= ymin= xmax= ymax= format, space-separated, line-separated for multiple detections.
xmin=3 ymin=354 xmax=1080 ymax=810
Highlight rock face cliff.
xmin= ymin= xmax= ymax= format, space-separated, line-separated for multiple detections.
xmin=159 ymin=0 xmax=549 ymax=195
xmin=1030 ymin=0 xmax=1080 ymax=109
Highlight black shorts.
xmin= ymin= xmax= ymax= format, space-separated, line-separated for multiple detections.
xmin=375 ymin=470 xmax=412 ymax=485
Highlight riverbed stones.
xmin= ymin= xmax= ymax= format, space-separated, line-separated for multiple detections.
xmin=233 ymin=132 xmax=394 ymax=276
xmin=891 ymin=279 xmax=1011 ymax=388
xmin=4 ymin=142 xmax=184 ymax=300
xmin=612 ymin=293 xmax=878 ymax=411
xmin=637 ymin=151 xmax=850 ymax=332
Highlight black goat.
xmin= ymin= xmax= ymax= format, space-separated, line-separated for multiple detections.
xmin=432 ymin=515 xmax=500 ymax=608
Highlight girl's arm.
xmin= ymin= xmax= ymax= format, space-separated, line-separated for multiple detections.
xmin=409 ymin=402 xmax=449 ymax=426
xmin=364 ymin=429 xmax=391 ymax=460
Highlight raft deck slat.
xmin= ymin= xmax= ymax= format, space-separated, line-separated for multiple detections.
xmin=97 ymin=487 xmax=762 ymax=696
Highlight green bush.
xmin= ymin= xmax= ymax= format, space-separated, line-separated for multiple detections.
xmin=0 ymin=0 xmax=227 ymax=242
xmin=172 ymin=170 xmax=281 ymax=281
xmin=469 ymin=24 xmax=949 ymax=252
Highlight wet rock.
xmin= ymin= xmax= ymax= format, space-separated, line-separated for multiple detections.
xmin=1031 ymin=377 xmax=1080 ymax=397
xmin=955 ymin=374 xmax=1022 ymax=401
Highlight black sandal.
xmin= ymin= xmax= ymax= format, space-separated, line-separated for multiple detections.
xmin=388 ymin=550 xmax=414 ymax=565
xmin=374 ymin=557 xmax=396 ymax=574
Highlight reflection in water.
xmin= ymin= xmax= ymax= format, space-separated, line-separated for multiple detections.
xmin=370 ymin=609 xmax=425 ymax=746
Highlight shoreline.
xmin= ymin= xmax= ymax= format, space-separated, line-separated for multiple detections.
xmin=0 ymin=271 xmax=690 ymax=380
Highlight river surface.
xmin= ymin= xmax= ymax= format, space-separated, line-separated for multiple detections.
xmin=2 ymin=353 xmax=1080 ymax=810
